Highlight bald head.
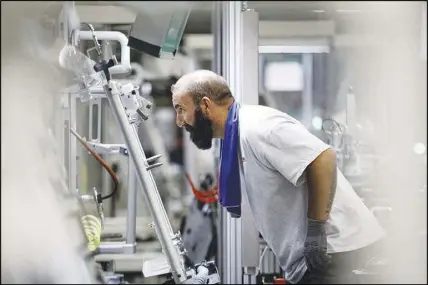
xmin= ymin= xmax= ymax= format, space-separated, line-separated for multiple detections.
xmin=171 ymin=70 xmax=233 ymax=105
xmin=171 ymin=70 xmax=234 ymax=148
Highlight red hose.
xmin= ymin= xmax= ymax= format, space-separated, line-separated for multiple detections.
xmin=184 ymin=172 xmax=218 ymax=203
xmin=70 ymin=128 xmax=119 ymax=201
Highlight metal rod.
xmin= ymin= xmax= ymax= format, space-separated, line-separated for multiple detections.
xmin=258 ymin=45 xmax=329 ymax=54
xmin=125 ymin=150 xmax=137 ymax=253
xmin=143 ymin=118 xmax=181 ymax=209
xmin=219 ymin=2 xmax=244 ymax=284
xmin=80 ymin=22 xmax=102 ymax=57
xmin=98 ymin=243 xmax=134 ymax=254
xmin=302 ymin=53 xmax=313 ymax=128
xmin=212 ymin=0 xmax=224 ymax=280
xmin=68 ymin=93 xmax=78 ymax=194
xmin=219 ymin=1 xmax=229 ymax=282
xmin=105 ymin=85 xmax=186 ymax=284
xmin=63 ymin=1 xmax=74 ymax=44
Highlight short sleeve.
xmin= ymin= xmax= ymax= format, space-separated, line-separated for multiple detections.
xmin=257 ymin=120 xmax=331 ymax=187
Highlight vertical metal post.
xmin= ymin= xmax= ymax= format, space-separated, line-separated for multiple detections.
xmin=212 ymin=1 xmax=223 ymax=76
xmin=101 ymin=96 xmax=114 ymax=216
xmin=240 ymin=5 xmax=261 ymax=284
xmin=125 ymin=148 xmax=137 ymax=253
xmin=225 ymin=2 xmax=243 ymax=282
xmin=105 ymin=84 xmax=186 ymax=284
xmin=88 ymin=98 xmax=102 ymax=143
xmin=241 ymin=8 xmax=259 ymax=105
xmin=56 ymin=96 xmax=67 ymax=168
xmin=218 ymin=1 xmax=251 ymax=284
xmin=100 ymin=36 xmax=112 ymax=216
xmin=216 ymin=1 xmax=228 ymax=282
xmin=212 ymin=0 xmax=224 ymax=278
xmin=62 ymin=2 xmax=71 ymax=44
xmin=421 ymin=1 xmax=427 ymax=61
xmin=68 ymin=93 xmax=78 ymax=193
xmin=215 ymin=2 xmax=262 ymax=283
xmin=302 ymin=53 xmax=313 ymax=128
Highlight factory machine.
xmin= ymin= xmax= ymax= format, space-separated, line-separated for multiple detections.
xmin=3 ymin=1 xmax=424 ymax=284
xmin=54 ymin=2 xmax=220 ymax=284
xmin=73 ymin=0 xmax=425 ymax=283
xmin=53 ymin=2 xmax=282 ymax=283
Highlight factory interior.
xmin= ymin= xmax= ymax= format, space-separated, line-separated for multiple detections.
xmin=1 ymin=1 xmax=427 ymax=284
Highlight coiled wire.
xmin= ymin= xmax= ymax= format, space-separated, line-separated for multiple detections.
xmin=81 ymin=215 xmax=102 ymax=251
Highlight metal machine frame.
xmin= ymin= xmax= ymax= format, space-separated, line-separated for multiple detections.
xmin=102 ymin=80 xmax=187 ymax=283
xmin=59 ymin=13 xmax=224 ymax=281
xmin=57 ymin=8 xmax=190 ymax=280
xmin=61 ymin=69 xmax=188 ymax=283
xmin=59 ymin=35 xmax=140 ymax=255
xmin=213 ymin=2 xmax=261 ymax=284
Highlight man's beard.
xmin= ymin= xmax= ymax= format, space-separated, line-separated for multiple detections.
xmin=184 ymin=108 xmax=214 ymax=150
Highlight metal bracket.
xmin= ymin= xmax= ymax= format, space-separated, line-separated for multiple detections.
xmin=146 ymin=154 xmax=163 ymax=170
xmin=80 ymin=187 xmax=105 ymax=227
xmin=118 ymin=83 xmax=153 ymax=125
xmin=119 ymin=83 xmax=141 ymax=124
xmin=86 ymin=142 xmax=129 ymax=156
xmin=136 ymin=96 xmax=153 ymax=121
xmin=89 ymin=98 xmax=102 ymax=143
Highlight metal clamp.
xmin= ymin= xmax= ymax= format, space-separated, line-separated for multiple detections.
xmin=93 ymin=188 xmax=105 ymax=227
xmin=137 ymin=96 xmax=153 ymax=121
xmin=80 ymin=187 xmax=105 ymax=227
xmin=172 ymin=231 xmax=182 ymax=241
xmin=119 ymin=83 xmax=142 ymax=124
xmin=118 ymin=82 xmax=154 ymax=124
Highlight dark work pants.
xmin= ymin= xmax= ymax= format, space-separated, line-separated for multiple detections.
xmin=296 ymin=242 xmax=385 ymax=284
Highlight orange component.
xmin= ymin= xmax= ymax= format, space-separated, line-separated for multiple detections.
xmin=184 ymin=172 xmax=218 ymax=203
xmin=274 ymin=277 xmax=287 ymax=284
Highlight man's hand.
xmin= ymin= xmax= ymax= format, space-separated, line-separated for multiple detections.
xmin=183 ymin=266 xmax=210 ymax=284
xmin=304 ymin=219 xmax=331 ymax=271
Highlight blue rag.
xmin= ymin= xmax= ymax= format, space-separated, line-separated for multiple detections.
xmin=219 ymin=101 xmax=241 ymax=218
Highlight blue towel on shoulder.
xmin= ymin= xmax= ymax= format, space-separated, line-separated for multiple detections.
xmin=219 ymin=101 xmax=241 ymax=218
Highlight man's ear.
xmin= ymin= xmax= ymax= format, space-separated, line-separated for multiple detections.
xmin=200 ymin=96 xmax=213 ymax=117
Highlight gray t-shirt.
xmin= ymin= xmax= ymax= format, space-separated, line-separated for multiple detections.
xmin=238 ymin=105 xmax=386 ymax=284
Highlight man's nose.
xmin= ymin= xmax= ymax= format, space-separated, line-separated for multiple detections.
xmin=176 ymin=115 xmax=184 ymax=128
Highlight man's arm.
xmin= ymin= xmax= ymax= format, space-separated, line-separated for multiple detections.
xmin=306 ymin=147 xmax=337 ymax=222
xmin=256 ymin=120 xmax=336 ymax=270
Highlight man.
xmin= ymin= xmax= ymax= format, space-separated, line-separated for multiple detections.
xmin=171 ymin=70 xmax=386 ymax=284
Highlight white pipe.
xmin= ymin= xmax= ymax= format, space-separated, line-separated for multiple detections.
xmin=79 ymin=31 xmax=131 ymax=75
xmin=130 ymin=62 xmax=145 ymax=84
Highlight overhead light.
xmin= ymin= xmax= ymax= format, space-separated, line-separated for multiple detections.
xmin=413 ymin=142 xmax=426 ymax=155
xmin=336 ymin=9 xmax=363 ymax=13
xmin=312 ymin=9 xmax=326 ymax=13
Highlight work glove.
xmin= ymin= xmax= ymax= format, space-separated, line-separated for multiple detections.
xmin=304 ymin=219 xmax=331 ymax=271
xmin=183 ymin=265 xmax=210 ymax=284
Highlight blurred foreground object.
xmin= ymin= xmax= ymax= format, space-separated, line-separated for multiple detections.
xmin=1 ymin=1 xmax=102 ymax=283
